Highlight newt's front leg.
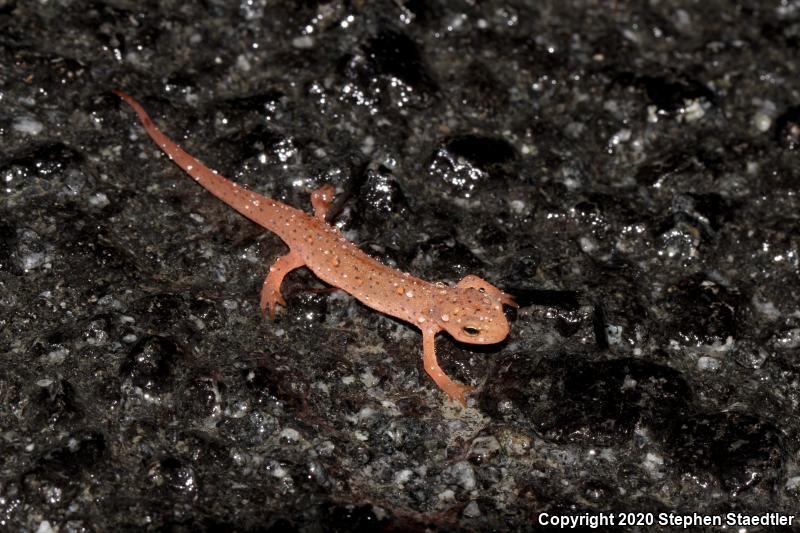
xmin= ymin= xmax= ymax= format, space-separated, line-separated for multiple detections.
xmin=260 ymin=251 xmax=304 ymax=319
xmin=422 ymin=328 xmax=476 ymax=406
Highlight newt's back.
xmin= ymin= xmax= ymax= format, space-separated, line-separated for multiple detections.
xmin=294 ymin=215 xmax=435 ymax=323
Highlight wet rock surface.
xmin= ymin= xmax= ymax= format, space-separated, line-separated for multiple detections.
xmin=2 ymin=1 xmax=800 ymax=531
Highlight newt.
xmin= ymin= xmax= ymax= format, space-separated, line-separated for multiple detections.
xmin=114 ymin=90 xmax=517 ymax=405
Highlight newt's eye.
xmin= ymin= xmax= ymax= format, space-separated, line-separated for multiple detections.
xmin=462 ymin=326 xmax=480 ymax=336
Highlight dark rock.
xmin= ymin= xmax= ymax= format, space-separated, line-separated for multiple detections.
xmin=456 ymin=62 xmax=510 ymax=117
xmin=660 ymin=273 xmax=743 ymax=346
xmin=484 ymin=354 xmax=693 ymax=445
xmin=25 ymin=379 xmax=83 ymax=428
xmin=147 ymin=456 xmax=197 ymax=495
xmin=413 ymin=234 xmax=484 ymax=278
xmin=506 ymin=289 xmax=581 ymax=311
xmin=636 ymin=74 xmax=716 ymax=113
xmin=180 ymin=374 xmax=223 ymax=420
xmin=285 ymin=289 xmax=329 ymax=329
xmin=3 ymin=0 xmax=800 ymax=529
xmin=357 ymin=167 xmax=410 ymax=222
xmin=36 ymin=431 xmax=106 ymax=476
xmin=354 ymin=29 xmax=435 ymax=93
xmin=0 ymin=221 xmax=19 ymax=273
xmin=0 ymin=142 xmax=83 ymax=178
xmin=119 ymin=336 xmax=183 ymax=392
xmin=323 ymin=503 xmax=390 ymax=533
xmin=428 ymin=135 xmax=518 ymax=194
xmin=244 ymin=354 xmax=309 ymax=411
xmin=774 ymin=105 xmax=800 ymax=150
xmin=668 ymin=412 xmax=786 ymax=495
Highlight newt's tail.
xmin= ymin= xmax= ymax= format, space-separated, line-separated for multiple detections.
xmin=113 ymin=90 xmax=293 ymax=235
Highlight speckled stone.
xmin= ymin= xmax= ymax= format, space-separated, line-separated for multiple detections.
xmin=2 ymin=0 xmax=799 ymax=531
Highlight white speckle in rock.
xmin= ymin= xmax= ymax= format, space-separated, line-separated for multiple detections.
xmin=22 ymin=251 xmax=46 ymax=271
xmin=605 ymin=324 xmax=623 ymax=345
xmin=316 ymin=440 xmax=335 ymax=457
xmin=357 ymin=406 xmax=376 ymax=420
xmin=463 ymin=501 xmax=481 ymax=518
xmin=279 ymin=427 xmax=301 ymax=443
xmin=360 ymin=135 xmax=375 ymax=155
xmin=36 ymin=521 xmax=56 ymax=533
xmin=47 ymin=347 xmax=69 ymax=363
xmin=608 ymin=128 xmax=631 ymax=147
xmin=579 ymin=236 xmax=598 ymax=253
xmin=292 ymin=36 xmax=314 ymax=49
xmin=190 ymin=315 xmax=205 ymax=331
xmin=682 ymin=99 xmax=706 ymax=122
xmin=97 ymin=294 xmax=122 ymax=309
xmin=85 ymin=320 xmax=109 ymax=346
xmin=469 ymin=435 xmax=500 ymax=462
xmin=236 ymin=54 xmax=251 ymax=72
xmin=437 ymin=488 xmax=455 ymax=502
xmin=621 ymin=376 xmax=637 ymax=391
xmin=697 ymin=356 xmax=721 ymax=371
xmin=269 ymin=461 xmax=288 ymax=478
xmin=393 ymin=469 xmax=413 ymax=484
xmin=775 ymin=328 xmax=800 ymax=350
xmin=89 ymin=192 xmax=111 ymax=208
xmin=753 ymin=111 xmax=772 ymax=132
xmin=752 ymin=296 xmax=780 ymax=319
xmin=642 ymin=452 xmax=664 ymax=479
xmin=448 ymin=461 xmax=476 ymax=491
xmin=13 ymin=116 xmax=44 ymax=136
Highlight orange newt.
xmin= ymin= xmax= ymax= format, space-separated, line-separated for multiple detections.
xmin=114 ymin=90 xmax=517 ymax=405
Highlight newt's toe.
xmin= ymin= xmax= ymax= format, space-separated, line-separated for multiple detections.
xmin=259 ymin=288 xmax=286 ymax=320
xmin=449 ymin=384 xmax=477 ymax=407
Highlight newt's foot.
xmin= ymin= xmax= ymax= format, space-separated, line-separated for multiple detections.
xmin=422 ymin=329 xmax=479 ymax=407
xmin=311 ymin=184 xmax=336 ymax=220
xmin=259 ymin=282 xmax=286 ymax=320
xmin=260 ymin=252 xmax=304 ymax=320
xmin=446 ymin=383 xmax=477 ymax=407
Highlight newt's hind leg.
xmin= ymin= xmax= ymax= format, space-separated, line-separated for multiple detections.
xmin=260 ymin=251 xmax=304 ymax=319
xmin=310 ymin=185 xmax=336 ymax=220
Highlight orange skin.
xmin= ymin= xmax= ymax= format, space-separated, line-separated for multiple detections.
xmin=114 ymin=90 xmax=517 ymax=405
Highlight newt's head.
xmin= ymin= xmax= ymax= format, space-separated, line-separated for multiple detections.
xmin=434 ymin=275 xmax=517 ymax=344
